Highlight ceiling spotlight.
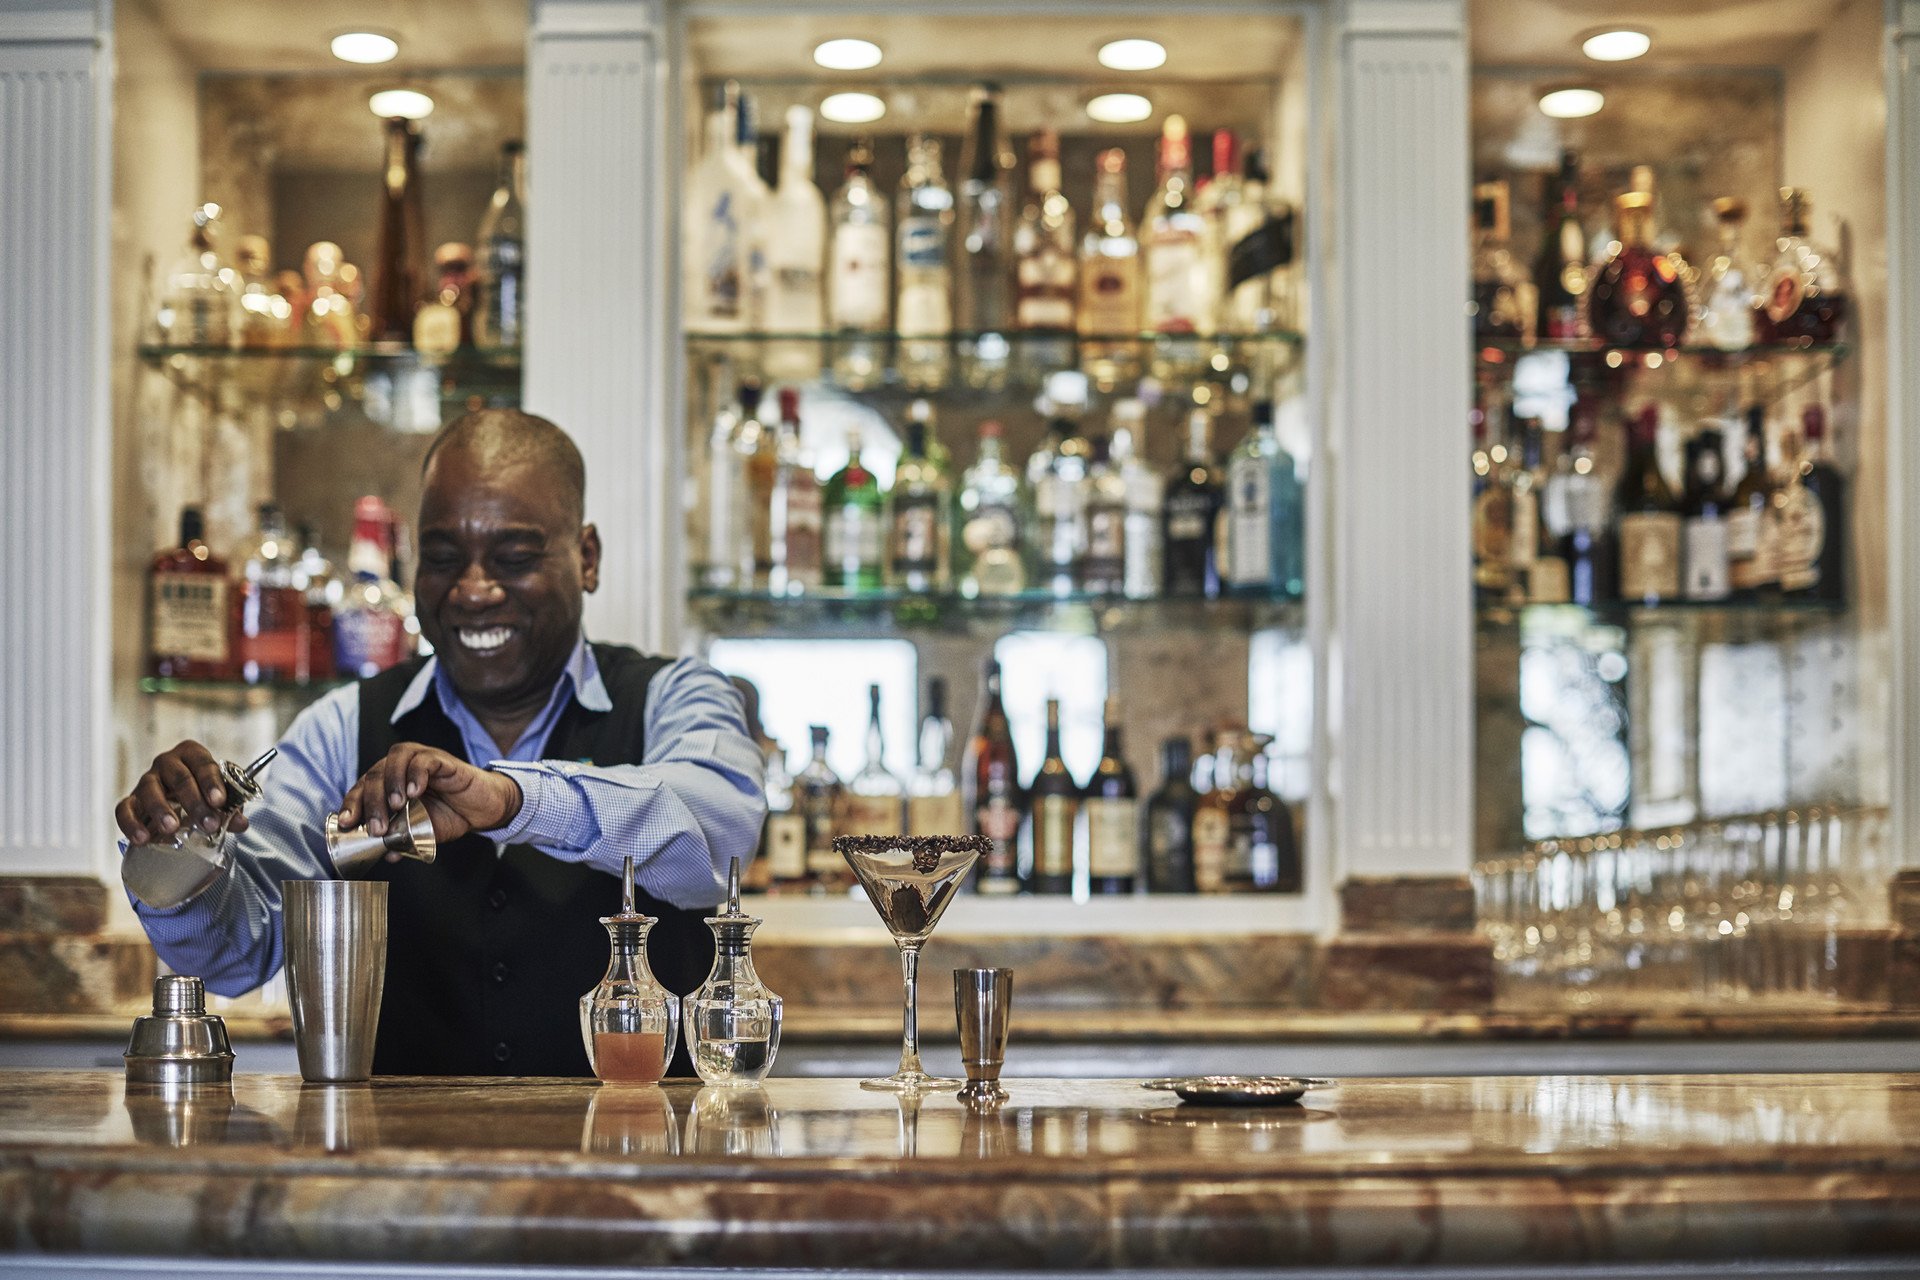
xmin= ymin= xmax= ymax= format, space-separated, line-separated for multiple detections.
xmin=819 ymin=91 xmax=887 ymax=124
xmin=368 ymin=89 xmax=435 ymax=120
xmin=1580 ymin=28 xmax=1651 ymax=62
xmin=1097 ymin=38 xmax=1166 ymax=71
xmin=1538 ymin=87 xmax=1604 ymax=119
xmin=1085 ymin=92 xmax=1153 ymax=124
xmin=331 ymin=32 xmax=399 ymax=65
xmin=813 ymin=38 xmax=883 ymax=71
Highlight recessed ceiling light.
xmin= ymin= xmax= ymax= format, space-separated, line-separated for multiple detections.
xmin=368 ymin=89 xmax=434 ymax=120
xmin=1086 ymin=92 xmax=1153 ymax=124
xmin=819 ymin=91 xmax=887 ymax=124
xmin=1538 ymin=87 xmax=1604 ymax=119
xmin=813 ymin=39 xmax=883 ymax=71
xmin=1097 ymin=38 xmax=1166 ymax=71
xmin=331 ymin=32 xmax=398 ymax=64
xmin=1581 ymin=28 xmax=1651 ymax=62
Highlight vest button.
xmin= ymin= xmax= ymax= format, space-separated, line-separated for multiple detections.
xmin=491 ymin=961 xmax=510 ymax=985
xmin=487 ymin=888 xmax=508 ymax=910
xmin=492 ymin=1041 xmax=511 ymax=1063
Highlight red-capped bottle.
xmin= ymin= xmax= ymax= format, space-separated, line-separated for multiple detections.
xmin=331 ymin=496 xmax=415 ymax=678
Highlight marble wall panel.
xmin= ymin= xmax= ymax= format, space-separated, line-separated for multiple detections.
xmin=0 ymin=878 xmax=107 ymax=935
xmin=0 ymin=935 xmax=154 ymax=1015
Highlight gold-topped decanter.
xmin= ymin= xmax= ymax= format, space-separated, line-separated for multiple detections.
xmin=685 ymin=857 xmax=783 ymax=1086
xmin=579 ymin=855 xmax=678 ymax=1084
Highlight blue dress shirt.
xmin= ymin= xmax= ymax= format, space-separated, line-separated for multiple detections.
xmin=129 ymin=638 xmax=767 ymax=997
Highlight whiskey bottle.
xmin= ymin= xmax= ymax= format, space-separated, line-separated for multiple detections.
xmin=964 ymin=658 xmax=1024 ymax=894
xmin=829 ymin=138 xmax=890 ymax=389
xmin=1776 ymin=404 xmax=1846 ymax=602
xmin=841 ymin=684 xmax=906 ymax=837
xmin=1026 ymin=697 xmax=1080 ymax=895
xmin=148 ymin=506 xmax=234 ymax=681
xmin=236 ymin=503 xmax=309 ymax=685
xmin=1588 ymin=191 xmax=1688 ymax=349
xmin=1533 ymin=151 xmax=1587 ymax=343
xmin=1227 ymin=736 xmax=1298 ymax=894
xmin=1191 ymin=731 xmax=1235 ymax=894
xmin=908 ymin=678 xmax=965 ymax=837
xmin=956 ymin=420 xmax=1027 ymax=597
xmin=1681 ymin=425 xmax=1732 ymax=601
xmin=1013 ymin=128 xmax=1076 ymax=346
xmin=759 ymin=740 xmax=809 ymax=894
xmin=796 ymin=726 xmax=849 ymax=894
xmin=1727 ymin=407 xmax=1776 ymax=595
xmin=1085 ymin=698 xmax=1138 ymax=895
xmin=1144 ymin=737 xmax=1198 ymax=894
xmin=1753 ymin=187 xmax=1848 ymax=345
xmin=1077 ymin=148 xmax=1142 ymax=386
xmin=896 ymin=134 xmax=954 ymax=391
xmin=1163 ymin=409 xmax=1223 ymax=598
xmin=1614 ymin=405 xmax=1683 ymax=604
xmin=824 ymin=428 xmax=886 ymax=593
xmin=368 ymin=117 xmax=425 ymax=344
xmin=1143 ymin=114 xmax=1210 ymax=335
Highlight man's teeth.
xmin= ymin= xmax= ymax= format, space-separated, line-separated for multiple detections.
xmin=458 ymin=626 xmax=514 ymax=652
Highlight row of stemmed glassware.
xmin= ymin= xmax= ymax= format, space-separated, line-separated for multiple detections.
xmin=1475 ymin=806 xmax=1891 ymax=1007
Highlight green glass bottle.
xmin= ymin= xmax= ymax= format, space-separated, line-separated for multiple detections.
xmin=825 ymin=427 xmax=886 ymax=593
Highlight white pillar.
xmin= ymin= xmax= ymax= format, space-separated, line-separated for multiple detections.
xmin=1888 ymin=0 xmax=1920 ymax=867
xmin=525 ymin=0 xmax=682 ymax=657
xmin=1330 ymin=0 xmax=1474 ymax=881
xmin=0 ymin=0 xmax=112 ymax=876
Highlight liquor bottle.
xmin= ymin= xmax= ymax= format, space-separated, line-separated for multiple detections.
xmin=1471 ymin=391 xmax=1518 ymax=601
xmin=1144 ymin=737 xmax=1198 ymax=894
xmin=1694 ymin=197 xmax=1756 ymax=351
xmin=736 ymin=381 xmax=777 ymax=583
xmin=233 ymin=235 xmax=291 ymax=348
xmin=1027 ymin=379 xmax=1092 ymax=596
xmin=842 ymin=684 xmax=906 ymax=837
xmin=965 ymin=658 xmax=1024 ymax=894
xmin=1110 ymin=399 xmax=1163 ymax=600
xmin=1534 ymin=151 xmax=1587 ymax=343
xmin=1615 ymin=405 xmax=1683 ymax=604
xmin=413 ymin=242 xmax=475 ymax=357
xmin=291 ymin=524 xmax=337 ymax=681
xmin=148 ymin=506 xmax=234 ymax=680
xmin=768 ymin=387 xmax=824 ymax=596
xmin=1142 ymin=114 xmax=1210 ymax=335
xmin=765 ymin=106 xmax=827 ymax=382
xmin=759 ymin=739 xmax=809 ymax=894
xmin=954 ymin=83 xmax=1014 ymax=390
xmin=896 ymin=134 xmax=954 ymax=391
xmin=1027 ymin=697 xmax=1080 ymax=895
xmin=1013 ymin=128 xmax=1076 ymax=353
xmin=1753 ymin=187 xmax=1848 ymax=344
xmin=700 ymin=361 xmax=748 ymax=589
xmin=795 ymin=725 xmax=849 ymax=894
xmin=733 ymin=86 xmax=771 ymax=329
xmin=298 ymin=241 xmax=360 ymax=348
xmin=1776 ymin=404 xmax=1847 ymax=602
xmin=685 ymin=86 xmax=754 ymax=333
xmin=1077 ymin=148 xmax=1142 ymax=385
xmin=824 ymin=427 xmax=885 ymax=592
xmin=1471 ymin=179 xmax=1528 ymax=343
xmin=890 ymin=399 xmax=951 ymax=592
xmin=235 ymin=503 xmax=309 ymax=684
xmin=1727 ymin=406 xmax=1775 ymax=595
xmin=1557 ymin=403 xmax=1616 ymax=607
xmin=368 ymin=117 xmax=425 ymax=344
xmin=154 ymin=204 xmax=239 ymax=348
xmin=956 ymin=420 xmax=1027 ymax=597
xmin=1191 ymin=731 xmax=1234 ymax=894
xmin=1226 ymin=400 xmax=1304 ymax=597
xmin=474 ymin=140 xmax=526 ymax=351
xmin=1163 ymin=409 xmax=1224 ymax=598
xmin=1196 ymin=128 xmax=1243 ymax=325
xmin=1224 ymin=146 xmax=1297 ymax=332
xmin=1522 ymin=422 xmax=1569 ymax=603
xmin=829 ymin=138 xmax=889 ymax=389
xmin=332 ymin=496 xmax=414 ymax=678
xmin=908 ymin=678 xmax=965 ymax=837
xmin=1230 ymin=736 xmax=1299 ymax=893
xmin=1080 ymin=434 xmax=1128 ymax=596
xmin=1085 ymin=698 xmax=1138 ymax=895
xmin=1588 ymin=191 xmax=1688 ymax=349
xmin=1681 ymin=425 xmax=1732 ymax=601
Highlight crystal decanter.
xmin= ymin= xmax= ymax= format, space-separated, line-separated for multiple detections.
xmin=580 ymin=855 xmax=679 ymax=1084
xmin=684 ymin=858 xmax=783 ymax=1086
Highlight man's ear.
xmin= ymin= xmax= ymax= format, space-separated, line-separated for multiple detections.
xmin=580 ymin=523 xmax=602 ymax=594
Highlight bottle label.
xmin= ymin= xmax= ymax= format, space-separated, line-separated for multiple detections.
xmin=1165 ymin=490 xmax=1215 ymax=544
xmin=1123 ymin=511 xmax=1159 ymax=598
xmin=975 ymin=792 xmax=1022 ymax=891
xmin=1086 ymin=505 xmax=1125 ymax=565
xmin=825 ymin=507 xmax=882 ymax=575
xmin=1145 ymin=232 xmax=1205 ymax=332
xmin=236 ymin=584 xmax=309 ymax=679
xmin=830 ymin=223 xmax=889 ymax=327
xmin=1507 ymin=487 xmax=1538 ymax=569
xmin=839 ymin=791 xmax=901 ymax=838
xmin=1683 ymin=516 xmax=1731 ymax=600
xmin=1773 ymin=485 xmax=1826 ymax=590
xmin=1227 ymin=455 xmax=1273 ymax=585
xmin=1528 ymin=556 xmax=1571 ymax=604
xmin=1227 ymin=211 xmax=1294 ymax=291
xmin=1192 ymin=806 xmax=1229 ymax=893
xmin=779 ymin=478 xmax=824 ymax=584
xmin=802 ymin=787 xmax=839 ymax=874
xmin=766 ymin=812 xmax=808 ymax=880
xmin=1034 ymin=794 xmax=1076 ymax=878
xmin=151 ymin=572 xmax=230 ymax=663
xmin=1728 ymin=506 xmax=1773 ymax=590
xmin=1080 ymin=258 xmax=1140 ymax=333
xmin=892 ymin=495 xmax=941 ymax=578
xmin=1086 ymin=797 xmax=1138 ymax=878
xmin=1763 ymin=264 xmax=1808 ymax=326
xmin=899 ymin=216 xmax=947 ymax=270
xmin=1016 ymin=245 xmax=1076 ymax=329
xmin=908 ymin=789 xmax=965 ymax=838
xmin=1147 ymin=806 xmax=1192 ymax=890
xmin=699 ymin=192 xmax=743 ymax=320
xmin=1617 ymin=512 xmax=1682 ymax=600
xmin=962 ymin=502 xmax=1018 ymax=555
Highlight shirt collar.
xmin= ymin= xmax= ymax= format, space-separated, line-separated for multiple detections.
xmin=389 ymin=633 xmax=610 ymax=724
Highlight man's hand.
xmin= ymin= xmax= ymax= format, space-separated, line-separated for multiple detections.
xmin=336 ymin=745 xmax=523 ymax=850
xmin=116 ymin=740 xmax=243 ymax=846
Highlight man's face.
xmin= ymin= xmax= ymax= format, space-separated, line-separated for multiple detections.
xmin=413 ymin=446 xmax=599 ymax=712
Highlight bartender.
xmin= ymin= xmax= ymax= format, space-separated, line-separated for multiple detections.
xmin=113 ymin=410 xmax=766 ymax=1075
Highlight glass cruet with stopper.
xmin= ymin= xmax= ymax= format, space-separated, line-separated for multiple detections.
xmin=580 ymin=854 xmax=679 ymax=1084
xmin=684 ymin=857 xmax=784 ymax=1086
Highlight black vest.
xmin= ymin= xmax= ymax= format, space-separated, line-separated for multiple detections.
xmin=356 ymin=643 xmax=715 ymax=1077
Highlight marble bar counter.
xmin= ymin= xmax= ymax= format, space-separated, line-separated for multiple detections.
xmin=2 ymin=1070 xmax=1919 ymax=1278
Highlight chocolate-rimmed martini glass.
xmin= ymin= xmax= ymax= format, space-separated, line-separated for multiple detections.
xmin=835 ymin=834 xmax=988 ymax=1092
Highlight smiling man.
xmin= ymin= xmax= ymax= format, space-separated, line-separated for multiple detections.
xmin=114 ymin=410 xmax=766 ymax=1076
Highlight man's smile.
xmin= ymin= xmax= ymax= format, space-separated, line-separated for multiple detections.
xmin=454 ymin=625 xmax=518 ymax=654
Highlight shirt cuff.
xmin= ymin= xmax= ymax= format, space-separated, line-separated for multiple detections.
xmin=481 ymin=762 xmax=589 ymax=853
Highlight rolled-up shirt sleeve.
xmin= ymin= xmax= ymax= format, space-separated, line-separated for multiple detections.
xmin=483 ymin=657 xmax=766 ymax=908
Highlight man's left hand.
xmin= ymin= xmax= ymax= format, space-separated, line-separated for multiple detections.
xmin=336 ymin=745 xmax=523 ymax=851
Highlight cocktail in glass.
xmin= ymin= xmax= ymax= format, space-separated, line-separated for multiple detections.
xmin=835 ymin=834 xmax=987 ymax=1092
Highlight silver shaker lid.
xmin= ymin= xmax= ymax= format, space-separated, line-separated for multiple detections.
xmin=125 ymin=975 xmax=235 ymax=1086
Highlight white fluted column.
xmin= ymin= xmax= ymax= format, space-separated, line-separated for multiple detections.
xmin=525 ymin=0 xmax=682 ymax=656
xmin=0 ymin=0 xmax=112 ymax=876
xmin=1888 ymin=0 xmax=1920 ymax=868
xmin=1330 ymin=0 xmax=1474 ymax=882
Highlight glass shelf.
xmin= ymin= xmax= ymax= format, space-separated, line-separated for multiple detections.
xmin=139 ymin=675 xmax=351 ymax=700
xmin=136 ymin=343 xmax=522 ymax=413
xmin=1478 ymin=596 xmax=1846 ymax=636
xmin=689 ymin=587 xmax=1302 ymax=637
xmin=1475 ymin=340 xmax=1849 ymax=411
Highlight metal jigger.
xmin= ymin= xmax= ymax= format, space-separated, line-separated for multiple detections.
xmin=953 ymin=967 xmax=1013 ymax=1105
xmin=324 ymin=799 xmax=437 ymax=875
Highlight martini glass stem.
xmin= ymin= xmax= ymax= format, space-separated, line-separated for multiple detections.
xmin=896 ymin=940 xmax=926 ymax=1079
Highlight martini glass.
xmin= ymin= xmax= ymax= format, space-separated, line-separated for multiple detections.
xmin=836 ymin=834 xmax=988 ymax=1092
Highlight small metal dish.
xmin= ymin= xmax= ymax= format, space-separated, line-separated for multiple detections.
xmin=1140 ymin=1076 xmax=1329 ymax=1106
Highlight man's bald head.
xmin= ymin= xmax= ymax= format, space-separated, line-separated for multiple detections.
xmin=422 ymin=410 xmax=586 ymax=527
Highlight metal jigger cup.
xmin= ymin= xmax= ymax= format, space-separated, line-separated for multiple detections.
xmin=324 ymin=799 xmax=437 ymax=875
xmin=953 ymin=967 xmax=1013 ymax=1105
xmin=283 ymin=880 xmax=389 ymax=1083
